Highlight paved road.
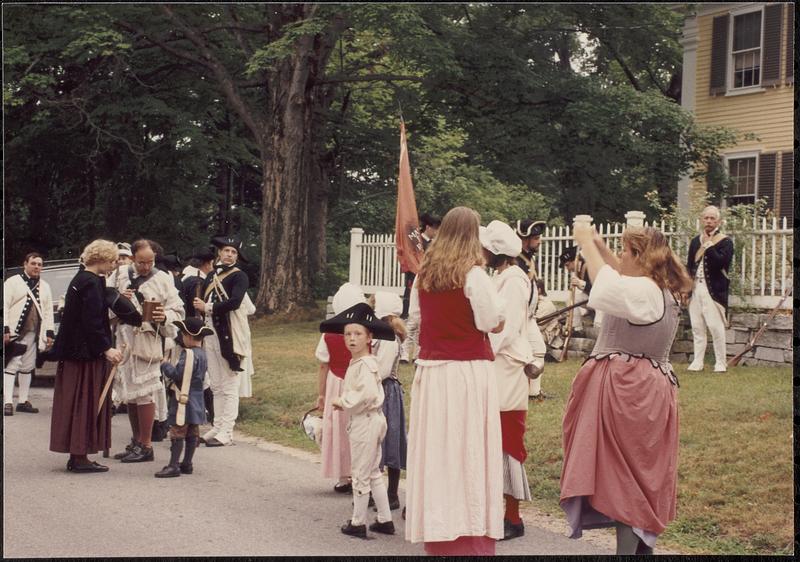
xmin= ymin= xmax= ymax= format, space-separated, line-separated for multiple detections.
xmin=4 ymin=386 xmax=613 ymax=557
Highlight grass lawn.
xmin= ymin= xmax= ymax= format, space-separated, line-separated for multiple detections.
xmin=237 ymin=317 xmax=793 ymax=555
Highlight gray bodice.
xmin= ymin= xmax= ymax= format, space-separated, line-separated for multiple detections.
xmin=589 ymin=288 xmax=681 ymax=385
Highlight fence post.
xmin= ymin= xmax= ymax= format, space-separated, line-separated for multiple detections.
xmin=624 ymin=210 xmax=646 ymax=227
xmin=349 ymin=227 xmax=364 ymax=287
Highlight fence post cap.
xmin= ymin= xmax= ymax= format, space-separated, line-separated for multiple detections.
xmin=350 ymin=227 xmax=364 ymax=233
xmin=624 ymin=210 xmax=646 ymax=227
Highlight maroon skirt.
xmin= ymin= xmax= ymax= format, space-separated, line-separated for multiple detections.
xmin=49 ymin=358 xmax=113 ymax=455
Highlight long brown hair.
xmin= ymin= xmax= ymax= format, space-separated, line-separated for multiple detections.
xmin=416 ymin=207 xmax=484 ymax=292
xmin=622 ymin=227 xmax=693 ymax=300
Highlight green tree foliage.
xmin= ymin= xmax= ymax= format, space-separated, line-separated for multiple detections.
xmin=4 ymin=4 xmax=737 ymax=310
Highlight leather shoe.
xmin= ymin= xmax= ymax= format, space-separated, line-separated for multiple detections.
xmin=155 ymin=465 xmax=181 ymax=478
xmin=4 ymin=404 xmax=13 ymax=416
xmin=113 ymin=440 xmax=137 ymax=460
xmin=179 ymin=463 xmax=193 ymax=474
xmin=69 ymin=461 xmax=109 ymax=473
xmin=333 ymin=481 xmax=352 ymax=494
xmin=373 ymin=496 xmax=401 ymax=511
xmin=121 ymin=444 xmax=154 ymax=463
xmin=340 ymin=520 xmax=367 ymax=539
xmin=500 ymin=519 xmax=525 ymax=540
xmin=369 ymin=520 xmax=395 ymax=535
xmin=16 ymin=401 xmax=39 ymax=413
xmin=205 ymin=437 xmax=225 ymax=447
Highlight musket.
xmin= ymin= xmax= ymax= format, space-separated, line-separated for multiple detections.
xmin=536 ymin=299 xmax=590 ymax=326
xmin=560 ymin=256 xmax=583 ymax=362
xmin=727 ymin=286 xmax=792 ymax=367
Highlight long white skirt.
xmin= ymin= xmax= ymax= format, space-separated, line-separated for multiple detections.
xmin=405 ymin=359 xmax=504 ymax=543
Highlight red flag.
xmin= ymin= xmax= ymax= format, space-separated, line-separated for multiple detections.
xmin=395 ymin=120 xmax=424 ymax=274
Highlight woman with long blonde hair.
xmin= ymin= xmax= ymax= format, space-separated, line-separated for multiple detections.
xmin=560 ymin=224 xmax=692 ymax=555
xmin=404 ymin=207 xmax=506 ymax=556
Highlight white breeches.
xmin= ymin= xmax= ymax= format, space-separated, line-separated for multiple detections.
xmin=688 ymin=281 xmax=727 ymax=368
xmin=348 ymin=411 xmax=391 ymax=525
xmin=203 ymin=332 xmax=240 ymax=444
xmin=5 ymin=331 xmax=37 ymax=405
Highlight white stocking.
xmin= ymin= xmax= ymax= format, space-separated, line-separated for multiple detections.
xmin=351 ymin=491 xmax=370 ymax=526
xmin=370 ymin=475 xmax=392 ymax=523
xmin=17 ymin=372 xmax=32 ymax=403
xmin=4 ymin=372 xmax=16 ymax=405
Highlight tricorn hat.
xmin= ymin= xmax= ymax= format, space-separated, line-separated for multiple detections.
xmin=191 ymin=247 xmax=216 ymax=263
xmin=319 ymin=302 xmax=395 ymax=341
xmin=211 ymin=235 xmax=248 ymax=263
xmin=104 ymin=287 xmax=142 ymax=326
xmin=173 ymin=317 xmax=214 ymax=339
xmin=559 ymin=245 xmax=581 ymax=266
xmin=515 ymin=219 xmax=546 ymax=239
xmin=158 ymin=253 xmax=183 ymax=273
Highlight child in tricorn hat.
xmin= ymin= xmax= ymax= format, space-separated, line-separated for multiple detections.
xmin=320 ymin=302 xmax=396 ymax=539
xmin=155 ymin=317 xmax=213 ymax=478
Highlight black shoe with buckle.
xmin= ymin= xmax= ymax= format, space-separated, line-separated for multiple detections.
xmin=121 ymin=444 xmax=154 ymax=463
xmin=154 ymin=465 xmax=181 ymax=478
xmin=500 ymin=519 xmax=525 ymax=540
xmin=4 ymin=404 xmax=13 ymax=416
xmin=334 ymin=481 xmax=352 ymax=494
xmin=16 ymin=401 xmax=39 ymax=413
xmin=341 ymin=520 xmax=367 ymax=539
xmin=113 ymin=439 xmax=137 ymax=460
xmin=369 ymin=520 xmax=395 ymax=535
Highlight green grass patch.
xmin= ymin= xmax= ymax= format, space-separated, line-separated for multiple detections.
xmin=238 ymin=319 xmax=793 ymax=555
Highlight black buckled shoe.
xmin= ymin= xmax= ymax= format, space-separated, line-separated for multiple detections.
xmin=113 ymin=440 xmax=137 ymax=460
xmin=500 ymin=519 xmax=525 ymax=541
xmin=369 ymin=520 xmax=395 ymax=535
xmin=154 ymin=465 xmax=181 ymax=478
xmin=121 ymin=444 xmax=154 ymax=463
xmin=4 ymin=404 xmax=13 ymax=416
xmin=333 ymin=481 xmax=352 ymax=494
xmin=179 ymin=463 xmax=193 ymax=474
xmin=340 ymin=520 xmax=367 ymax=539
xmin=69 ymin=461 xmax=109 ymax=473
xmin=16 ymin=401 xmax=39 ymax=413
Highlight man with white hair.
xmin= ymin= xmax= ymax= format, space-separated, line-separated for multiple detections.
xmin=686 ymin=206 xmax=734 ymax=373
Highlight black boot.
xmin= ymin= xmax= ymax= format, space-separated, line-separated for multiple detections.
xmin=387 ymin=467 xmax=401 ymax=510
xmin=181 ymin=435 xmax=198 ymax=474
xmin=155 ymin=438 xmax=184 ymax=478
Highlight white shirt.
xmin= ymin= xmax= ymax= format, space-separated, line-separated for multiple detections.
xmin=488 ymin=265 xmax=532 ymax=364
xmin=587 ymin=265 xmax=664 ymax=325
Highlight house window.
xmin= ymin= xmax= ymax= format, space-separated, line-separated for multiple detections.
xmin=727 ymin=156 xmax=757 ymax=204
xmin=731 ymin=10 xmax=762 ymax=89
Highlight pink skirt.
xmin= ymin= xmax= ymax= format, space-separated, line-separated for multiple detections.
xmin=560 ymin=356 xmax=679 ymax=537
xmin=320 ymin=371 xmax=351 ymax=480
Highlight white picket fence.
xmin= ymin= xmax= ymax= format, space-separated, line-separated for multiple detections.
xmin=348 ymin=214 xmax=793 ymax=309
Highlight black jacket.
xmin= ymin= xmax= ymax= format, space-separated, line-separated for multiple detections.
xmin=202 ymin=264 xmax=249 ymax=371
xmin=51 ymin=270 xmax=112 ymax=361
xmin=687 ymin=234 xmax=734 ymax=309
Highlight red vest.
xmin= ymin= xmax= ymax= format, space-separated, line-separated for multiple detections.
xmin=418 ymin=288 xmax=494 ymax=361
xmin=324 ymin=333 xmax=351 ymax=379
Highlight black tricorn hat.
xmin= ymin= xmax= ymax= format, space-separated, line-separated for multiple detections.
xmin=191 ymin=247 xmax=216 ymax=263
xmin=104 ymin=287 xmax=143 ymax=326
xmin=158 ymin=253 xmax=183 ymax=272
xmin=173 ymin=317 xmax=214 ymax=339
xmin=319 ymin=302 xmax=395 ymax=341
xmin=211 ymin=235 xmax=248 ymax=263
xmin=559 ymin=245 xmax=581 ymax=266
xmin=515 ymin=219 xmax=546 ymax=238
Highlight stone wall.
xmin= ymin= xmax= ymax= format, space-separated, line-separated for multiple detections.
xmin=567 ymin=310 xmax=793 ymax=367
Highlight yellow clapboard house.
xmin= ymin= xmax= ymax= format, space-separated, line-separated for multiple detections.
xmin=677 ymin=2 xmax=794 ymax=220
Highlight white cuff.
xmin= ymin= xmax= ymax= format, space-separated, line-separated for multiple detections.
xmin=205 ymin=302 xmax=214 ymax=314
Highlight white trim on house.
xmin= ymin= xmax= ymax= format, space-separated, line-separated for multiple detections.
xmin=726 ymin=3 xmax=765 ymax=93
xmin=722 ymin=149 xmax=761 ymax=203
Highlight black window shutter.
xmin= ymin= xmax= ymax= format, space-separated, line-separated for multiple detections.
xmin=786 ymin=5 xmax=794 ymax=84
xmin=710 ymin=14 xmax=729 ymax=95
xmin=779 ymin=151 xmax=794 ymax=222
xmin=762 ymin=4 xmax=783 ymax=86
xmin=758 ymin=153 xmax=777 ymax=212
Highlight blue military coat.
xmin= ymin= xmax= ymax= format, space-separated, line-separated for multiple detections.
xmin=161 ymin=347 xmax=208 ymax=426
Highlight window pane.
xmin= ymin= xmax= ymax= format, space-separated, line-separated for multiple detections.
xmin=728 ymin=157 xmax=757 ymax=196
xmin=733 ymin=11 xmax=762 ymax=51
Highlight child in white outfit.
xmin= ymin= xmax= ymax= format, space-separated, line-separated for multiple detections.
xmin=321 ymin=302 xmax=396 ymax=539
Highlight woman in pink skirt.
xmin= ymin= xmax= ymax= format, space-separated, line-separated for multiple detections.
xmin=314 ymin=283 xmax=365 ymax=492
xmin=561 ymin=224 xmax=692 ymax=555
xmin=405 ymin=207 xmax=506 ymax=556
